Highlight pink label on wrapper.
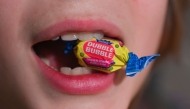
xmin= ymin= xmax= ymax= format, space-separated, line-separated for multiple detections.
xmin=83 ymin=58 xmax=114 ymax=68
xmin=83 ymin=41 xmax=115 ymax=60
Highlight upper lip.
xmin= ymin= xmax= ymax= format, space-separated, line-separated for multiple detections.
xmin=33 ymin=18 xmax=123 ymax=44
xmin=32 ymin=18 xmax=121 ymax=94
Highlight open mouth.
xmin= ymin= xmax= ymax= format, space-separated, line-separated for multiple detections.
xmin=31 ymin=19 xmax=121 ymax=94
xmin=33 ymin=32 xmax=107 ymax=75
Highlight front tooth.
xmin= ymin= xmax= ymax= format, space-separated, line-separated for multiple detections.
xmin=60 ymin=67 xmax=72 ymax=75
xmin=51 ymin=36 xmax=60 ymax=41
xmin=78 ymin=32 xmax=93 ymax=41
xmin=41 ymin=58 xmax=50 ymax=66
xmin=61 ymin=33 xmax=78 ymax=41
xmin=81 ymin=67 xmax=92 ymax=74
xmin=94 ymin=32 xmax=104 ymax=40
xmin=51 ymin=66 xmax=58 ymax=71
xmin=71 ymin=67 xmax=82 ymax=75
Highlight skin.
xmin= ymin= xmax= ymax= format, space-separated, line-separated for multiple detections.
xmin=0 ymin=0 xmax=167 ymax=109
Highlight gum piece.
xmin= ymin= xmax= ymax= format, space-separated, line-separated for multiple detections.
xmin=64 ymin=37 xmax=159 ymax=77
xmin=74 ymin=38 xmax=129 ymax=73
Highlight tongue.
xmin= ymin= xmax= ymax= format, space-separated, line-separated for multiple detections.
xmin=33 ymin=40 xmax=80 ymax=69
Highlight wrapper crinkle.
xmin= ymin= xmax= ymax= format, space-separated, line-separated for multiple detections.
xmin=65 ymin=38 xmax=160 ymax=77
xmin=74 ymin=38 xmax=129 ymax=73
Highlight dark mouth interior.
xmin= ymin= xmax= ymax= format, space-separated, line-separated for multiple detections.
xmin=33 ymin=38 xmax=81 ymax=70
xmin=32 ymin=35 xmax=122 ymax=73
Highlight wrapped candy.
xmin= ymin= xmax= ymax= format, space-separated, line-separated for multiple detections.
xmin=64 ymin=38 xmax=160 ymax=77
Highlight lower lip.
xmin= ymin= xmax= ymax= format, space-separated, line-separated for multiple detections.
xmin=35 ymin=55 xmax=115 ymax=94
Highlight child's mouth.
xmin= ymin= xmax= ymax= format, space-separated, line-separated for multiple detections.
xmin=33 ymin=32 xmax=105 ymax=75
xmin=31 ymin=19 xmax=122 ymax=94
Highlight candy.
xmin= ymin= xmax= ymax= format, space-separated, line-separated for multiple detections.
xmin=74 ymin=37 xmax=128 ymax=72
xmin=64 ymin=38 xmax=160 ymax=77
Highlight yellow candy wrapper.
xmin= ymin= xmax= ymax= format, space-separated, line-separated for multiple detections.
xmin=64 ymin=37 xmax=159 ymax=77
xmin=74 ymin=38 xmax=129 ymax=73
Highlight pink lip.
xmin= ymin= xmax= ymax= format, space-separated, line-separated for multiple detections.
xmin=35 ymin=19 xmax=121 ymax=94
xmin=34 ymin=19 xmax=122 ymax=43
xmin=37 ymin=56 xmax=115 ymax=94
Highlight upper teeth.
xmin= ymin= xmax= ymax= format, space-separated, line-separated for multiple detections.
xmin=52 ymin=32 xmax=104 ymax=41
xmin=51 ymin=37 xmax=60 ymax=41
xmin=61 ymin=33 xmax=78 ymax=41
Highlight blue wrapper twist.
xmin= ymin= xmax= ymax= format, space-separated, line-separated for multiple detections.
xmin=126 ymin=52 xmax=160 ymax=77
xmin=63 ymin=40 xmax=77 ymax=54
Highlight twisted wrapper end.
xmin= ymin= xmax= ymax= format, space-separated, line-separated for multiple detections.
xmin=126 ymin=52 xmax=160 ymax=77
xmin=63 ymin=40 xmax=77 ymax=54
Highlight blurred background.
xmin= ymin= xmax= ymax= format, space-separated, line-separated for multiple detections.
xmin=142 ymin=3 xmax=190 ymax=109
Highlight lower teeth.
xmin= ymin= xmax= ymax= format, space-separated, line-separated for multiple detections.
xmin=60 ymin=67 xmax=92 ymax=75
xmin=41 ymin=58 xmax=92 ymax=75
xmin=41 ymin=58 xmax=50 ymax=66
